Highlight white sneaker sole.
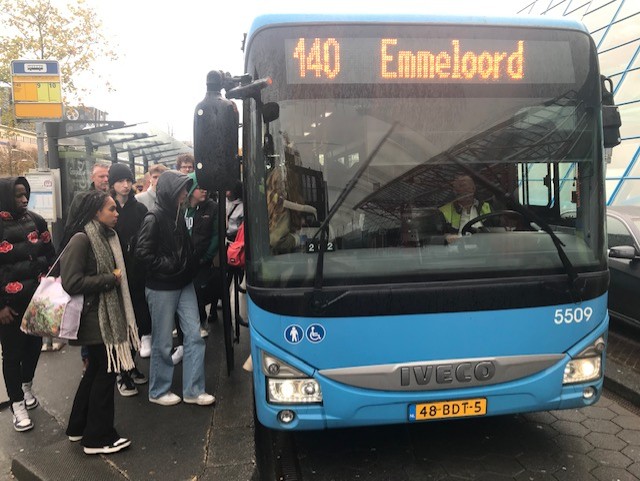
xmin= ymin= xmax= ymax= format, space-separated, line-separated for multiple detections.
xmin=68 ymin=435 xmax=83 ymax=442
xmin=118 ymin=387 xmax=139 ymax=397
xmin=13 ymin=421 xmax=34 ymax=432
xmin=183 ymin=396 xmax=216 ymax=406
xmin=83 ymin=438 xmax=131 ymax=455
xmin=149 ymin=395 xmax=181 ymax=406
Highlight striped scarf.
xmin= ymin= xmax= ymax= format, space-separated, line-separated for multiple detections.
xmin=84 ymin=220 xmax=140 ymax=373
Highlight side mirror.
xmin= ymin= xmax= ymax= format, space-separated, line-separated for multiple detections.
xmin=608 ymin=245 xmax=638 ymax=260
xmin=602 ymin=76 xmax=622 ymax=149
xmin=193 ymin=90 xmax=239 ymax=191
xmin=263 ymin=102 xmax=279 ymax=123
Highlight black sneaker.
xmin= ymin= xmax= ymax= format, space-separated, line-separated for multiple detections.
xmin=130 ymin=367 xmax=147 ymax=385
xmin=11 ymin=401 xmax=33 ymax=432
xmin=117 ymin=373 xmax=138 ymax=397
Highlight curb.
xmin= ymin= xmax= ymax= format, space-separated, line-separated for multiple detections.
xmin=604 ymin=357 xmax=640 ymax=407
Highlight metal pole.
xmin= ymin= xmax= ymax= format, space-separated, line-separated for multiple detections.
xmin=218 ymin=191 xmax=234 ymax=375
xmin=36 ymin=121 xmax=47 ymax=170
xmin=46 ymin=122 xmax=64 ymax=250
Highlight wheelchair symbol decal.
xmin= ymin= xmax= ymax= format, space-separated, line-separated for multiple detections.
xmin=306 ymin=324 xmax=325 ymax=344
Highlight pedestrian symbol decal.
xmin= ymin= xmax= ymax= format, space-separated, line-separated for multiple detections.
xmin=285 ymin=325 xmax=303 ymax=344
xmin=306 ymin=324 xmax=325 ymax=343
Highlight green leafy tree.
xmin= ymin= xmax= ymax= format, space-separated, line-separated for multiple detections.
xmin=0 ymin=0 xmax=118 ymax=127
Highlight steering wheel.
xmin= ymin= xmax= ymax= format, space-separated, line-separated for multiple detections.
xmin=460 ymin=210 xmax=530 ymax=235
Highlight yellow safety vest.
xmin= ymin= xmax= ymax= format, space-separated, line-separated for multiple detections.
xmin=439 ymin=200 xmax=492 ymax=231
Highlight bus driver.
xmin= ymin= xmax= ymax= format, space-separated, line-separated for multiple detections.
xmin=439 ymin=174 xmax=492 ymax=241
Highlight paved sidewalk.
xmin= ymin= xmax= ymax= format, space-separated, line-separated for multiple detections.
xmin=1 ymin=316 xmax=639 ymax=480
xmin=0 ymin=309 xmax=257 ymax=481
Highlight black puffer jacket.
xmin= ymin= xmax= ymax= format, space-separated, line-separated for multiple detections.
xmin=135 ymin=171 xmax=195 ymax=290
xmin=114 ymin=191 xmax=147 ymax=284
xmin=0 ymin=177 xmax=56 ymax=313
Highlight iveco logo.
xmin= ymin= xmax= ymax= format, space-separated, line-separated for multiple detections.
xmin=400 ymin=360 xmax=496 ymax=387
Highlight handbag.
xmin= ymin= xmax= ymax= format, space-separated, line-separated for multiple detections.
xmin=20 ymin=240 xmax=83 ymax=340
xmin=227 ymin=222 xmax=245 ymax=268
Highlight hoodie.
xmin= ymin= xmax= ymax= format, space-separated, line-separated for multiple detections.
xmin=184 ymin=172 xmax=219 ymax=263
xmin=134 ymin=171 xmax=195 ymax=290
xmin=0 ymin=177 xmax=56 ymax=312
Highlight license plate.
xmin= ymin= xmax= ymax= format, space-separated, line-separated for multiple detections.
xmin=409 ymin=398 xmax=487 ymax=421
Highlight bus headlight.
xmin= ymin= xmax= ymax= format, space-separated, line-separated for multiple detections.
xmin=262 ymin=351 xmax=323 ymax=404
xmin=563 ymin=356 xmax=601 ymax=384
xmin=268 ymin=379 xmax=323 ymax=404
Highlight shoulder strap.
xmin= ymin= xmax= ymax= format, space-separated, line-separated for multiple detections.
xmin=46 ymin=232 xmax=82 ymax=277
xmin=227 ymin=203 xmax=239 ymax=222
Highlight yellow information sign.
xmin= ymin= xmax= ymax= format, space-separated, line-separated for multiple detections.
xmin=11 ymin=60 xmax=63 ymax=120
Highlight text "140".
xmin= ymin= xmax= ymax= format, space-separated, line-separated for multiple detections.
xmin=293 ymin=38 xmax=341 ymax=79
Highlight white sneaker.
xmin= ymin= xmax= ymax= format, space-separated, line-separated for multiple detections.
xmin=171 ymin=345 xmax=184 ymax=365
xmin=200 ymin=327 xmax=209 ymax=338
xmin=11 ymin=401 xmax=33 ymax=432
xmin=183 ymin=393 xmax=216 ymax=406
xmin=149 ymin=392 xmax=182 ymax=406
xmin=22 ymin=382 xmax=38 ymax=410
xmin=83 ymin=437 xmax=131 ymax=455
xmin=139 ymin=335 xmax=152 ymax=358
xmin=172 ymin=328 xmax=178 ymax=338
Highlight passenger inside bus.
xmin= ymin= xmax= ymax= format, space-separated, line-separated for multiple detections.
xmin=266 ymin=166 xmax=317 ymax=254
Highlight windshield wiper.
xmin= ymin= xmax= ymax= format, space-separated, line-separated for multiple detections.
xmin=310 ymin=122 xmax=398 ymax=310
xmin=447 ymin=155 xmax=584 ymax=301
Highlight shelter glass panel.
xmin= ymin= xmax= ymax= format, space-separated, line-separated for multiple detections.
xmin=609 ymin=140 xmax=640 ymax=178
xmin=583 ymin=3 xmax=620 ymax=33
xmin=614 ymin=71 xmax=640 ymax=104
xmin=619 ymin=103 xmax=640 ymax=139
xmin=598 ymin=17 xmax=639 ymax=51
xmin=606 ymin=179 xmax=620 ymax=202
xmin=612 ymin=179 xmax=640 ymax=205
xmin=599 ymin=41 xmax=640 ymax=76
xmin=587 ymin=0 xmax=620 ymax=14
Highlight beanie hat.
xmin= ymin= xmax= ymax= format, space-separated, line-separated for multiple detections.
xmin=108 ymin=163 xmax=134 ymax=186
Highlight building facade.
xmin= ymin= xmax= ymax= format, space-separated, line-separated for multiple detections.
xmin=517 ymin=0 xmax=640 ymax=205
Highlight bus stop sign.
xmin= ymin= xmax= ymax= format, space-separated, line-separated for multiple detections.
xmin=11 ymin=60 xmax=63 ymax=120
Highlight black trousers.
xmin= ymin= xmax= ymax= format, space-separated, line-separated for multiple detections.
xmin=0 ymin=316 xmax=41 ymax=403
xmin=67 ymin=344 xmax=119 ymax=448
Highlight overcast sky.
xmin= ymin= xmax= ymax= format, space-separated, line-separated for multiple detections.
xmin=85 ymin=0 xmax=517 ymax=142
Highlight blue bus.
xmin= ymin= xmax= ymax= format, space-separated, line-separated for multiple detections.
xmin=195 ymin=13 xmax=622 ymax=431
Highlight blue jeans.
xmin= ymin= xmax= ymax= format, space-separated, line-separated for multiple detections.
xmin=146 ymin=284 xmax=206 ymax=399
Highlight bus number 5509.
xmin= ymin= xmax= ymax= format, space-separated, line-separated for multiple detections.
xmin=554 ymin=307 xmax=593 ymax=324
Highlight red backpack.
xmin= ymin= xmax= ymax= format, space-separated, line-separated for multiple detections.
xmin=227 ymin=222 xmax=245 ymax=268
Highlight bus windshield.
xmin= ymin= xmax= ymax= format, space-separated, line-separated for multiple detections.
xmin=244 ymin=23 xmax=604 ymax=288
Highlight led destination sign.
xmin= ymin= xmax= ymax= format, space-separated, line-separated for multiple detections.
xmin=285 ymin=37 xmax=575 ymax=85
